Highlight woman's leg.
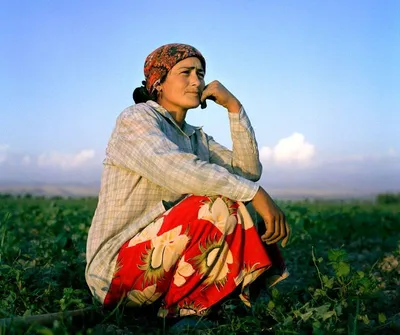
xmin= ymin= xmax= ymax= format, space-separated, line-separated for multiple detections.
xmin=104 ymin=195 xmax=287 ymax=317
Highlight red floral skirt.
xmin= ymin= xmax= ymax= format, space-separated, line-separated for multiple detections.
xmin=104 ymin=195 xmax=288 ymax=317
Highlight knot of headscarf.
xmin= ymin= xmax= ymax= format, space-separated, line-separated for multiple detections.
xmin=144 ymin=43 xmax=206 ymax=95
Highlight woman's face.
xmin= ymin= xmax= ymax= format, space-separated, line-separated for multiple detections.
xmin=157 ymin=57 xmax=205 ymax=113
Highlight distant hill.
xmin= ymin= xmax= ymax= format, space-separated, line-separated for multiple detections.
xmin=0 ymin=183 xmax=100 ymax=197
xmin=0 ymin=182 xmax=380 ymax=200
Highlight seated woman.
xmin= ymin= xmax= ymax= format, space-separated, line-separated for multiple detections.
xmin=85 ymin=43 xmax=290 ymax=319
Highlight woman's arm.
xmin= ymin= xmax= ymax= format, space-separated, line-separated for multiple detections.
xmin=206 ymin=107 xmax=262 ymax=181
xmin=106 ymin=104 xmax=258 ymax=202
xmin=201 ymin=81 xmax=262 ymax=181
xmin=200 ymin=82 xmax=289 ymax=247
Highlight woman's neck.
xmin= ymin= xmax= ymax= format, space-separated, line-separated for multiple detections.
xmin=168 ymin=110 xmax=187 ymax=128
xmin=157 ymin=100 xmax=187 ymax=128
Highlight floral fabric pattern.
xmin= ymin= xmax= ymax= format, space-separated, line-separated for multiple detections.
xmin=104 ymin=195 xmax=287 ymax=317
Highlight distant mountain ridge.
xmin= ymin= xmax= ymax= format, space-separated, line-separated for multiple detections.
xmin=0 ymin=183 xmax=100 ymax=197
xmin=0 ymin=182 xmax=381 ymax=200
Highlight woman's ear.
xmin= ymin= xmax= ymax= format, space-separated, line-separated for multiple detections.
xmin=154 ymin=83 xmax=163 ymax=100
xmin=154 ymin=81 xmax=162 ymax=92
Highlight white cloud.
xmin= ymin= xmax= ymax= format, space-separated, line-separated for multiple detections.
xmin=260 ymin=133 xmax=315 ymax=165
xmin=0 ymin=144 xmax=10 ymax=164
xmin=37 ymin=149 xmax=96 ymax=169
xmin=0 ymin=142 xmax=398 ymax=198
xmin=22 ymin=155 xmax=31 ymax=165
xmin=388 ymin=147 xmax=398 ymax=158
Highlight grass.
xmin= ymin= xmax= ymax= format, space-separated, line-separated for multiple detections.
xmin=0 ymin=194 xmax=399 ymax=334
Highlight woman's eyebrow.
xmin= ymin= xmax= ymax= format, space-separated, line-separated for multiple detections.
xmin=178 ymin=66 xmax=204 ymax=72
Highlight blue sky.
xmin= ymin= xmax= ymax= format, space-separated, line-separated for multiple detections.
xmin=1 ymin=0 xmax=399 ymax=195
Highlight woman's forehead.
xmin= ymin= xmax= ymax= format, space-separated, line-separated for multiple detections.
xmin=173 ymin=57 xmax=204 ymax=71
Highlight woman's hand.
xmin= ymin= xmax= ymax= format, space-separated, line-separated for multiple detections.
xmin=200 ymin=80 xmax=242 ymax=113
xmin=251 ymin=186 xmax=291 ymax=247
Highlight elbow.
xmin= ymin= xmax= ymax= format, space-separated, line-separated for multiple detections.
xmin=247 ymin=172 xmax=261 ymax=182
xmin=241 ymin=163 xmax=263 ymax=182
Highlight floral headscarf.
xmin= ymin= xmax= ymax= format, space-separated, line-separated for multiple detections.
xmin=144 ymin=43 xmax=206 ymax=95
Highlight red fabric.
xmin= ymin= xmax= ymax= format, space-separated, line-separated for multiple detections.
xmin=104 ymin=195 xmax=286 ymax=317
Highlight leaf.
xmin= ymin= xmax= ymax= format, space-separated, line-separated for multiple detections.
xmin=335 ymin=304 xmax=343 ymax=316
xmin=328 ymin=249 xmax=347 ymax=262
xmin=271 ymin=287 xmax=279 ymax=299
xmin=333 ymin=261 xmax=350 ymax=277
xmin=357 ymin=271 xmax=365 ymax=278
xmin=323 ymin=311 xmax=335 ymax=320
xmin=313 ymin=288 xmax=326 ymax=298
xmin=267 ymin=300 xmax=275 ymax=310
xmin=322 ymin=275 xmax=334 ymax=289
xmin=361 ymin=314 xmax=370 ymax=325
xmin=378 ymin=313 xmax=387 ymax=324
xmin=283 ymin=316 xmax=293 ymax=326
xmin=300 ymin=311 xmax=313 ymax=322
xmin=36 ymin=328 xmax=55 ymax=335
xmin=314 ymin=304 xmax=330 ymax=318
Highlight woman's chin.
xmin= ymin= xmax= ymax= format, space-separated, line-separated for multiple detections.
xmin=184 ymin=98 xmax=201 ymax=109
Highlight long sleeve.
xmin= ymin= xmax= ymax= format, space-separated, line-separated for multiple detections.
xmin=106 ymin=105 xmax=259 ymax=202
xmin=207 ymin=107 xmax=262 ymax=181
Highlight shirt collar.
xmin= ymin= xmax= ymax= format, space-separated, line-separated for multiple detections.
xmin=146 ymin=100 xmax=201 ymax=137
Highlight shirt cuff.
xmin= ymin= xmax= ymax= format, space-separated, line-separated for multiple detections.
xmin=232 ymin=177 xmax=260 ymax=202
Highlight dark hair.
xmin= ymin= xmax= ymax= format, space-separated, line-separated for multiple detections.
xmin=132 ymin=76 xmax=166 ymax=104
xmin=132 ymin=81 xmax=155 ymax=103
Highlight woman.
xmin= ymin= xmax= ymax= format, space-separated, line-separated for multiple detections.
xmin=85 ymin=43 xmax=290 ymax=319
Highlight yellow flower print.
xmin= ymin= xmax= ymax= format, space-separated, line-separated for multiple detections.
xmin=178 ymin=300 xmax=208 ymax=317
xmin=193 ymin=235 xmax=233 ymax=287
xmin=198 ymin=197 xmax=237 ymax=235
xmin=126 ymin=284 xmax=162 ymax=306
xmin=173 ymin=256 xmax=195 ymax=287
xmin=206 ymin=241 xmax=233 ymax=283
xmin=234 ymin=263 xmax=261 ymax=287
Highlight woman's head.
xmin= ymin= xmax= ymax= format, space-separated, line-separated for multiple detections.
xmin=133 ymin=43 xmax=206 ymax=111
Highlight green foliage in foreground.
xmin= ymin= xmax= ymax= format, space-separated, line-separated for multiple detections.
xmin=0 ymin=195 xmax=399 ymax=334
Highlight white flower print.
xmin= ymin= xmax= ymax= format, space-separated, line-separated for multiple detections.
xmin=173 ymin=256 xmax=195 ymax=287
xmin=237 ymin=202 xmax=255 ymax=230
xmin=127 ymin=216 xmax=164 ymax=248
xmin=151 ymin=225 xmax=189 ymax=272
xmin=126 ymin=284 xmax=162 ymax=306
xmin=198 ymin=197 xmax=237 ymax=235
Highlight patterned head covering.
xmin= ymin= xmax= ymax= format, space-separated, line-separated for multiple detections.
xmin=144 ymin=43 xmax=206 ymax=95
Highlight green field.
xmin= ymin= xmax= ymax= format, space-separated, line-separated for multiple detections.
xmin=1 ymin=194 xmax=399 ymax=334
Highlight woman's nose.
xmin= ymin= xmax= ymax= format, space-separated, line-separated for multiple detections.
xmin=190 ymin=73 xmax=201 ymax=86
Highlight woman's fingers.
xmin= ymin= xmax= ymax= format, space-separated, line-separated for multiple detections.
xmin=261 ymin=215 xmax=290 ymax=247
xmin=268 ymin=217 xmax=283 ymax=245
xmin=261 ymin=219 xmax=273 ymax=242
xmin=261 ymin=216 xmax=280 ymax=244
xmin=251 ymin=188 xmax=290 ymax=247
xmin=200 ymin=82 xmax=215 ymax=102
xmin=200 ymin=80 xmax=235 ymax=109
xmin=281 ymin=220 xmax=291 ymax=247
